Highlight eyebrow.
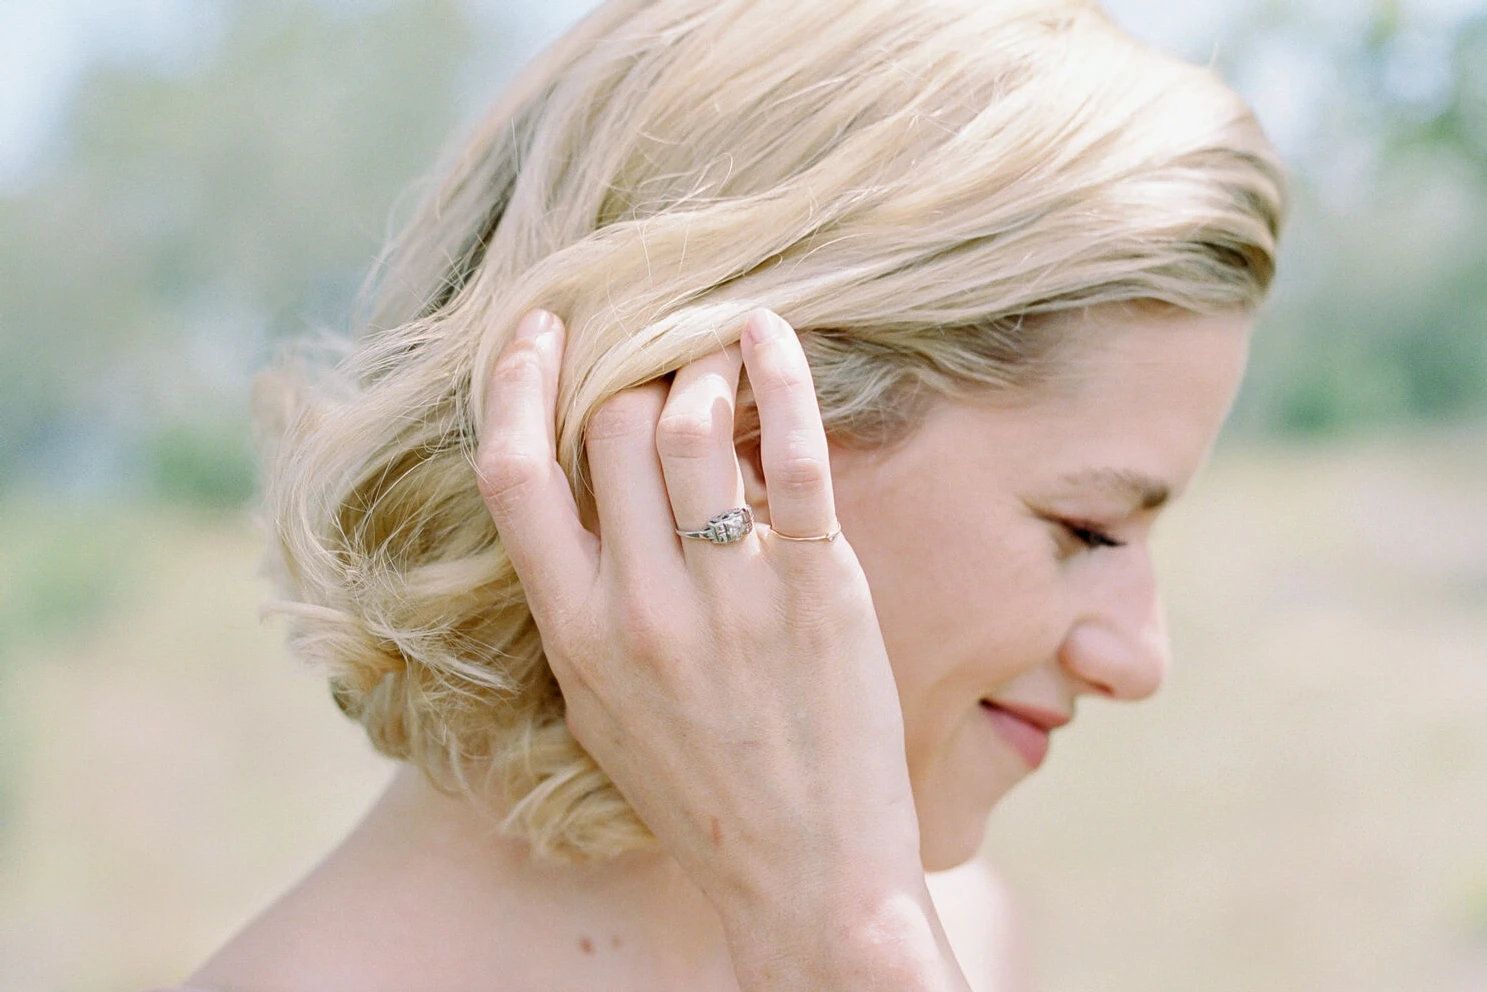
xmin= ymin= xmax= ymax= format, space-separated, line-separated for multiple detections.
xmin=1057 ymin=468 xmax=1172 ymax=511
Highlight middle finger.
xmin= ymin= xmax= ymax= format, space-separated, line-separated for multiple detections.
xmin=586 ymin=382 xmax=680 ymax=580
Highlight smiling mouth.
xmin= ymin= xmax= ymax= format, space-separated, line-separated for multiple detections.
xmin=979 ymin=700 xmax=1069 ymax=769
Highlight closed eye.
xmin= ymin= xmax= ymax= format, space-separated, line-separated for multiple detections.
xmin=1064 ymin=521 xmax=1127 ymax=551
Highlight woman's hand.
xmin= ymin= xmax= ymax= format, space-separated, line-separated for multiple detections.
xmin=475 ymin=308 xmax=971 ymax=991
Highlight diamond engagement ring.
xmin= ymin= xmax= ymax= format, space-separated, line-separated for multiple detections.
xmin=676 ymin=506 xmax=755 ymax=545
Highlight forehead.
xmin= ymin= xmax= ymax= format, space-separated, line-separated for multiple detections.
xmin=1000 ymin=308 xmax=1251 ymax=493
xmin=1044 ymin=307 xmax=1251 ymax=423
xmin=843 ymin=309 xmax=1252 ymax=502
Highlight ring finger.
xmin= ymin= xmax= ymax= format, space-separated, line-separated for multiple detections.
xmin=655 ymin=346 xmax=752 ymax=568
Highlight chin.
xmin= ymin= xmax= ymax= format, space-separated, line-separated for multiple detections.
xmin=915 ymin=764 xmax=1029 ymax=872
xmin=917 ymin=799 xmax=1005 ymax=872
xmin=921 ymin=835 xmax=986 ymax=873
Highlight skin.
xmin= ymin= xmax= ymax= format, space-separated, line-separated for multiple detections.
xmin=182 ymin=304 xmax=1249 ymax=992
xmin=824 ymin=304 xmax=1253 ymax=870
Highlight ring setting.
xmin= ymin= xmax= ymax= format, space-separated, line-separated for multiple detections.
xmin=676 ymin=507 xmax=755 ymax=545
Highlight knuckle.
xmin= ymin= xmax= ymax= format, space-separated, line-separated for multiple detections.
xmin=616 ymin=606 xmax=668 ymax=659
xmin=751 ymin=346 xmax=810 ymax=395
xmin=474 ymin=438 xmax=546 ymax=512
xmin=489 ymin=343 xmax=544 ymax=389
xmin=776 ymin=571 xmax=861 ymax=630
xmin=586 ymin=388 xmax=662 ymax=444
xmin=769 ymin=446 xmax=829 ymax=497
xmin=611 ymin=590 xmax=681 ymax=662
xmin=655 ymin=408 xmax=718 ymax=460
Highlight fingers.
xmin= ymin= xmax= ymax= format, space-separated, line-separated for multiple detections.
xmin=475 ymin=311 xmax=597 ymax=619
xmin=482 ymin=306 xmax=833 ymax=622
xmin=585 ymin=382 xmax=679 ymax=577
xmin=656 ymin=346 xmax=750 ymax=563
xmin=739 ymin=309 xmax=839 ymax=543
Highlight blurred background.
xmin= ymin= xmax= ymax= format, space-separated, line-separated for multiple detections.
xmin=0 ymin=0 xmax=1483 ymax=989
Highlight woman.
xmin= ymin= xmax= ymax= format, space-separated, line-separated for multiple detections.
xmin=172 ymin=0 xmax=1284 ymax=988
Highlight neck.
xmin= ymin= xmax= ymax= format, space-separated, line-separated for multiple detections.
xmin=350 ymin=764 xmax=737 ymax=987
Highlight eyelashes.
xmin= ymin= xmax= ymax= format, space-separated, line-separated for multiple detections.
xmin=1062 ymin=521 xmax=1127 ymax=551
xmin=1028 ymin=504 xmax=1132 ymax=557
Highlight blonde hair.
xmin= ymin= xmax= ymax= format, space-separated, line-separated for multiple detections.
xmin=256 ymin=0 xmax=1285 ymax=860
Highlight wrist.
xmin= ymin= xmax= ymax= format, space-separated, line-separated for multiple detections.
xmin=719 ymin=866 xmax=970 ymax=992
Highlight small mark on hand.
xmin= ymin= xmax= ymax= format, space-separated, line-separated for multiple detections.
xmin=579 ymin=935 xmax=595 ymax=955
xmin=711 ymin=815 xmax=723 ymax=846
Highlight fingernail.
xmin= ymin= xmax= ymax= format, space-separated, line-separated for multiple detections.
xmin=517 ymin=310 xmax=556 ymax=341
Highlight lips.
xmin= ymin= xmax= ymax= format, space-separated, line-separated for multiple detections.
xmin=980 ymin=700 xmax=1071 ymax=769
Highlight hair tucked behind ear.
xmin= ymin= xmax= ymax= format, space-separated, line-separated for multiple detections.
xmin=254 ymin=0 xmax=1285 ymax=860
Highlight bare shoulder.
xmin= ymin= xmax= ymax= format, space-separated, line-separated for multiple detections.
xmin=180 ymin=872 xmax=446 ymax=992
xmin=180 ymin=894 xmax=378 ymax=992
xmin=927 ymin=859 xmax=1037 ymax=992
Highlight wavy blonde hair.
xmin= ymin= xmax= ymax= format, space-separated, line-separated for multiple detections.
xmin=256 ymin=0 xmax=1285 ymax=860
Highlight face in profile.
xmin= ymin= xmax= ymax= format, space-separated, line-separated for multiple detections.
xmin=819 ymin=305 xmax=1253 ymax=870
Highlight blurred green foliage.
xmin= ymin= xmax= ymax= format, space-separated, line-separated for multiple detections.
xmin=145 ymin=420 xmax=257 ymax=507
xmin=0 ymin=0 xmax=499 ymax=500
xmin=0 ymin=0 xmax=1484 ymax=506
xmin=0 ymin=499 xmax=137 ymax=656
xmin=1231 ymin=5 xmax=1487 ymax=434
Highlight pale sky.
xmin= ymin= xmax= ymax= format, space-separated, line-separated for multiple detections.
xmin=2 ymin=0 xmax=1483 ymax=193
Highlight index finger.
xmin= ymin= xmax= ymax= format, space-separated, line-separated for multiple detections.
xmin=474 ymin=310 xmax=598 ymax=617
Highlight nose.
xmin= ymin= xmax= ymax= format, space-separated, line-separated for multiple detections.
xmin=1059 ymin=546 xmax=1170 ymax=701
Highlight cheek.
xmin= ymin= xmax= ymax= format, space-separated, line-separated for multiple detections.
xmin=840 ymin=490 xmax=1066 ymax=702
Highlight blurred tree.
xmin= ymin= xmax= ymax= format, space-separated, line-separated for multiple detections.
xmin=1231 ymin=3 xmax=1487 ymax=434
xmin=1 ymin=0 xmax=1485 ymax=505
xmin=0 ymin=0 xmax=502 ymax=499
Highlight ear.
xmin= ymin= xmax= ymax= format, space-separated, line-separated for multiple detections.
xmin=735 ymin=436 xmax=773 ymax=528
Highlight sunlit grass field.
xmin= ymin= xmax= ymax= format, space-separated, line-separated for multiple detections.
xmin=2 ymin=432 xmax=1484 ymax=992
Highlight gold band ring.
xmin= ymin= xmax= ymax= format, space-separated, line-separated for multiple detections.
xmin=768 ymin=523 xmax=842 ymax=543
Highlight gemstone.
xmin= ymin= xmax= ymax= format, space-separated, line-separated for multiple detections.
xmin=705 ymin=507 xmax=752 ymax=543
